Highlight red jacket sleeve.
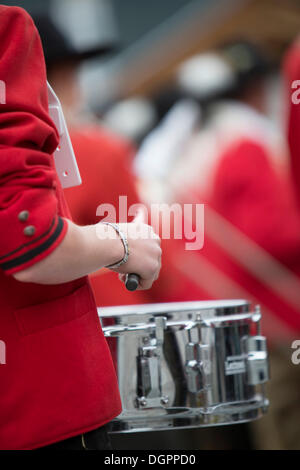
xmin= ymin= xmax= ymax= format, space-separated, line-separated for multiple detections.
xmin=0 ymin=6 xmax=67 ymax=275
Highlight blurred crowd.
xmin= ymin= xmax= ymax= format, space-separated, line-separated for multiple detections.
xmin=32 ymin=5 xmax=300 ymax=450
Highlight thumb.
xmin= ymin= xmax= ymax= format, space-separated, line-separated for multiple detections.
xmin=133 ymin=206 xmax=147 ymax=224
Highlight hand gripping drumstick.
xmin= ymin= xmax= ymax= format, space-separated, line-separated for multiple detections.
xmin=125 ymin=208 xmax=145 ymax=291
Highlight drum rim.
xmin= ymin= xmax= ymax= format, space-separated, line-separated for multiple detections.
xmin=98 ymin=299 xmax=250 ymax=317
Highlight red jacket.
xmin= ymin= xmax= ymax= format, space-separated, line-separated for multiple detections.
xmin=209 ymin=139 xmax=300 ymax=337
xmin=0 ymin=6 xmax=121 ymax=449
xmin=173 ymin=138 xmax=300 ymax=342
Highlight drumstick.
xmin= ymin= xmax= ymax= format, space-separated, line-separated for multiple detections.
xmin=125 ymin=273 xmax=140 ymax=291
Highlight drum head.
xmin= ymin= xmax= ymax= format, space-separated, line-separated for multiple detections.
xmin=99 ymin=299 xmax=249 ymax=317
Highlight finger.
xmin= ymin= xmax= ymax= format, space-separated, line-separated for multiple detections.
xmin=119 ymin=273 xmax=126 ymax=283
xmin=155 ymin=259 xmax=161 ymax=281
xmin=134 ymin=206 xmax=147 ymax=224
xmin=138 ymin=278 xmax=154 ymax=290
xmin=151 ymin=230 xmax=161 ymax=243
xmin=109 ymin=267 xmax=121 ymax=273
xmin=148 ymin=227 xmax=161 ymax=243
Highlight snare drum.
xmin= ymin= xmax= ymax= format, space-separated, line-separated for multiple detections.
xmin=99 ymin=300 xmax=269 ymax=433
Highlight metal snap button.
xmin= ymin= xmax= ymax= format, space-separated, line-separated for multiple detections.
xmin=24 ymin=225 xmax=36 ymax=236
xmin=18 ymin=210 xmax=29 ymax=222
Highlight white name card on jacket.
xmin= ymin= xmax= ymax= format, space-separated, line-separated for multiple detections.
xmin=47 ymin=82 xmax=81 ymax=189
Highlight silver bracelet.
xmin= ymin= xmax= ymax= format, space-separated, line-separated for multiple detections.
xmin=102 ymin=222 xmax=129 ymax=269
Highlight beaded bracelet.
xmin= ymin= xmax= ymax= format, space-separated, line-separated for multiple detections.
xmin=102 ymin=222 xmax=129 ymax=269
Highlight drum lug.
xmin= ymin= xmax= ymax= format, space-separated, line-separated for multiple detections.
xmin=136 ymin=396 xmax=148 ymax=407
xmin=135 ymin=316 xmax=167 ymax=409
xmin=243 ymin=335 xmax=269 ymax=385
xmin=185 ymin=342 xmax=208 ymax=393
xmin=160 ymin=395 xmax=169 ymax=405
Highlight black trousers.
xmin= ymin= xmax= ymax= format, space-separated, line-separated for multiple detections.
xmin=39 ymin=424 xmax=112 ymax=450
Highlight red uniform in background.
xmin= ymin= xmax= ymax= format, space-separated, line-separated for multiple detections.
xmin=207 ymin=139 xmax=300 ymax=339
xmin=0 ymin=6 xmax=121 ymax=449
xmin=170 ymin=103 xmax=300 ymax=341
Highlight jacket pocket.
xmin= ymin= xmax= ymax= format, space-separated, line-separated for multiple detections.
xmin=14 ymin=282 xmax=96 ymax=336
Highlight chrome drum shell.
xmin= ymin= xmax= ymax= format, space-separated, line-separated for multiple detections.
xmin=99 ymin=300 xmax=269 ymax=433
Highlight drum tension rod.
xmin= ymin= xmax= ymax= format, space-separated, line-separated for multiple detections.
xmin=136 ymin=316 xmax=169 ymax=409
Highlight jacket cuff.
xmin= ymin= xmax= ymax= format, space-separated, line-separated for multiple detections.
xmin=0 ymin=216 xmax=68 ymax=275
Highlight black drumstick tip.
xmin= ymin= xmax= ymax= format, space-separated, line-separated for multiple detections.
xmin=126 ymin=273 xmax=140 ymax=291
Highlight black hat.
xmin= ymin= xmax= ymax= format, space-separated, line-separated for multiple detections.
xmin=33 ymin=14 xmax=118 ymax=68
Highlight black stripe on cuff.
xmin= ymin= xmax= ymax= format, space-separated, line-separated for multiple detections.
xmin=0 ymin=217 xmax=56 ymax=261
xmin=0 ymin=217 xmax=64 ymax=271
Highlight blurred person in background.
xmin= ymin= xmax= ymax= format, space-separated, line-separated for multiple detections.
xmin=168 ymin=41 xmax=300 ymax=336
xmin=101 ymin=96 xmax=158 ymax=148
xmin=34 ymin=14 xmax=148 ymax=307
xmin=170 ymin=41 xmax=300 ymax=449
